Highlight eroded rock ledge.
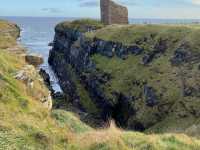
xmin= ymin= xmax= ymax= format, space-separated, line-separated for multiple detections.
xmin=49 ymin=19 xmax=200 ymax=131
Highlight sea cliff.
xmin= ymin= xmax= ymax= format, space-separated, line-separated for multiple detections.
xmin=49 ymin=19 xmax=200 ymax=133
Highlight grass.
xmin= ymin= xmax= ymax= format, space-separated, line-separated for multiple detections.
xmin=68 ymin=121 xmax=200 ymax=150
xmin=91 ymin=51 xmax=200 ymax=133
xmin=0 ymin=48 xmax=72 ymax=149
xmin=51 ymin=109 xmax=92 ymax=133
xmin=56 ymin=19 xmax=104 ymax=32
xmin=88 ymin=23 xmax=200 ymax=132
xmin=85 ymin=24 xmax=200 ymax=54
xmin=0 ymin=20 xmax=20 ymax=49
xmin=0 ymin=20 xmax=70 ymax=149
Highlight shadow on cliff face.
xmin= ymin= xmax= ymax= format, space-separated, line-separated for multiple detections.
xmin=111 ymin=93 xmax=136 ymax=129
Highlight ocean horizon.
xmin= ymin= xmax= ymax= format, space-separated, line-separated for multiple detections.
xmin=1 ymin=16 xmax=200 ymax=24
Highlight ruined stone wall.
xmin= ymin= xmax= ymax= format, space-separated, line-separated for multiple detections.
xmin=100 ymin=0 xmax=110 ymax=25
xmin=100 ymin=0 xmax=128 ymax=25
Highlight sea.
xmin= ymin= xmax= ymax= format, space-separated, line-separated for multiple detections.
xmin=1 ymin=16 xmax=200 ymax=91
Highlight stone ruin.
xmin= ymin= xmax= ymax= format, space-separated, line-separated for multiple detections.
xmin=100 ymin=0 xmax=128 ymax=25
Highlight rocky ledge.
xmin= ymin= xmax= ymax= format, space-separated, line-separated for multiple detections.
xmin=49 ymin=19 xmax=200 ymax=132
xmin=0 ymin=20 xmax=52 ymax=110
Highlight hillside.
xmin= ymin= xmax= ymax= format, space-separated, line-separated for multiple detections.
xmin=49 ymin=19 xmax=200 ymax=135
xmin=1 ymin=19 xmax=200 ymax=150
xmin=0 ymin=20 xmax=91 ymax=149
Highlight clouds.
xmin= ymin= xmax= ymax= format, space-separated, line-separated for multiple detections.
xmin=41 ymin=8 xmax=63 ymax=13
xmin=191 ymin=0 xmax=200 ymax=5
xmin=76 ymin=0 xmax=200 ymax=7
xmin=2 ymin=0 xmax=200 ymax=18
xmin=79 ymin=1 xmax=99 ymax=7
xmin=77 ymin=0 xmax=137 ymax=8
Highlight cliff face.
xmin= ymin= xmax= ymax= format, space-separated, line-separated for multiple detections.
xmin=49 ymin=20 xmax=200 ymax=132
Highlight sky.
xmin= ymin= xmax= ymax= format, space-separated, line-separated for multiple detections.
xmin=1 ymin=0 xmax=200 ymax=19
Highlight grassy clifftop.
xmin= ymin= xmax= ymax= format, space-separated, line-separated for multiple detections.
xmin=56 ymin=19 xmax=104 ymax=32
xmin=0 ymin=20 xmax=20 ymax=49
xmin=86 ymin=24 xmax=200 ymax=47
xmin=1 ymin=19 xmax=200 ymax=150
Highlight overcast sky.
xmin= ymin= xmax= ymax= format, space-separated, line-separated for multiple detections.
xmin=1 ymin=0 xmax=200 ymax=19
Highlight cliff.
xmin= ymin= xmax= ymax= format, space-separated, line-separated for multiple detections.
xmin=0 ymin=20 xmax=90 ymax=149
xmin=1 ymin=19 xmax=200 ymax=150
xmin=49 ymin=19 xmax=200 ymax=135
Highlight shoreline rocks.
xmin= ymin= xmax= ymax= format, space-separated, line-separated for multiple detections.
xmin=25 ymin=54 xmax=44 ymax=67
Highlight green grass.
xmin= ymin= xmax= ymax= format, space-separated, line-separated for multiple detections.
xmin=86 ymin=24 xmax=200 ymax=54
xmin=56 ymin=19 xmax=104 ymax=32
xmin=83 ymin=22 xmax=200 ymax=134
xmin=51 ymin=109 xmax=92 ymax=133
xmin=91 ymin=50 xmax=200 ymax=132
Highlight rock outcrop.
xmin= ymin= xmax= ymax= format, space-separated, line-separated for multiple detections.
xmin=15 ymin=65 xmax=52 ymax=110
xmin=25 ymin=54 xmax=44 ymax=67
xmin=49 ymin=20 xmax=200 ymax=132
xmin=100 ymin=0 xmax=128 ymax=25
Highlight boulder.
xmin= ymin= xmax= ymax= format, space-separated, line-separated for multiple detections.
xmin=48 ymin=42 xmax=54 ymax=46
xmin=14 ymin=65 xmax=36 ymax=88
xmin=25 ymin=54 xmax=44 ymax=67
xmin=144 ymin=85 xmax=159 ymax=107
xmin=39 ymin=69 xmax=51 ymax=89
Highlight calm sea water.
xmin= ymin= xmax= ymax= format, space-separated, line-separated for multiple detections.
xmin=1 ymin=16 xmax=200 ymax=91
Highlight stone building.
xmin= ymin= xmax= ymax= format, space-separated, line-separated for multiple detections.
xmin=100 ymin=0 xmax=128 ymax=25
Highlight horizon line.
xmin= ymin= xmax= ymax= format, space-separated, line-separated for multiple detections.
xmin=1 ymin=16 xmax=200 ymax=20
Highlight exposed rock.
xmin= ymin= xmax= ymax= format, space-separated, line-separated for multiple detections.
xmin=144 ymin=85 xmax=159 ymax=107
xmin=142 ymin=53 xmax=155 ymax=65
xmin=14 ymin=65 xmax=37 ymax=88
xmin=39 ymin=69 xmax=51 ymax=90
xmin=48 ymin=42 xmax=54 ymax=46
xmin=171 ymin=48 xmax=190 ymax=66
xmin=100 ymin=0 xmax=128 ymax=25
xmin=128 ymin=45 xmax=143 ymax=55
xmin=25 ymin=54 xmax=44 ymax=67
xmin=112 ymin=93 xmax=135 ymax=128
xmin=39 ymin=68 xmax=66 ymax=103
xmin=15 ymin=65 xmax=52 ymax=110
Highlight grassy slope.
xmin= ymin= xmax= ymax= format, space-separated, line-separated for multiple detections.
xmin=86 ymin=24 xmax=200 ymax=49
xmin=56 ymin=19 xmax=104 ymax=32
xmin=0 ymin=20 xmax=92 ymax=150
xmin=1 ymin=19 xmax=200 ymax=150
xmin=86 ymin=23 xmax=200 ymax=133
